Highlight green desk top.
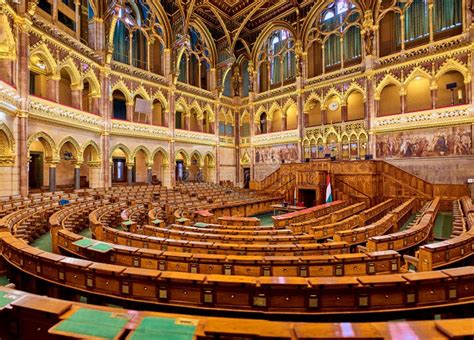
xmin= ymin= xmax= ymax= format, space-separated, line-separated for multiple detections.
xmin=176 ymin=218 xmax=189 ymax=223
xmin=72 ymin=238 xmax=95 ymax=248
xmin=122 ymin=220 xmax=134 ymax=226
xmin=0 ymin=291 xmax=20 ymax=309
xmin=50 ymin=307 xmax=131 ymax=339
xmin=130 ymin=316 xmax=197 ymax=340
xmin=89 ymin=242 xmax=114 ymax=253
xmin=152 ymin=219 xmax=163 ymax=224
xmin=194 ymin=222 xmax=209 ymax=228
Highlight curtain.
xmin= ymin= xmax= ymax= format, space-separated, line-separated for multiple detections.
xmin=325 ymin=34 xmax=341 ymax=67
xmin=218 ymin=122 xmax=226 ymax=135
xmin=113 ymin=21 xmax=130 ymax=64
xmin=271 ymin=56 xmax=281 ymax=84
xmin=343 ymin=26 xmax=361 ymax=61
xmin=178 ymin=55 xmax=186 ymax=83
xmin=283 ymin=51 xmax=296 ymax=80
xmin=223 ymin=72 xmax=231 ymax=97
xmin=241 ymin=123 xmax=250 ymax=137
xmin=404 ymin=0 xmax=429 ymax=42
xmin=132 ymin=31 xmax=147 ymax=69
xmin=434 ymin=0 xmax=462 ymax=32
xmin=242 ymin=60 xmax=249 ymax=97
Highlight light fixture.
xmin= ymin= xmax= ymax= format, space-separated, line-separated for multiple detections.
xmin=415 ymin=76 xmax=421 ymax=81
xmin=36 ymin=61 xmax=46 ymax=70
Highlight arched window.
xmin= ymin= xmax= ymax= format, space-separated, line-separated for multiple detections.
xmin=177 ymin=26 xmax=212 ymax=91
xmin=307 ymin=1 xmax=360 ymax=72
xmin=257 ymin=29 xmax=295 ymax=92
xmin=259 ymin=112 xmax=268 ymax=134
xmin=113 ymin=1 xmax=165 ymax=73
xmin=112 ymin=90 xmax=127 ymax=120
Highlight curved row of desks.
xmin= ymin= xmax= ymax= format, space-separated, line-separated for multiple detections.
xmin=1 ymin=231 xmax=473 ymax=315
xmin=0 ymin=286 xmax=472 ymax=339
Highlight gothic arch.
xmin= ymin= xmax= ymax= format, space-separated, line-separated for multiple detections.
xmin=109 ymin=143 xmax=132 ymax=163
xmin=81 ymin=140 xmax=101 ymax=162
xmin=375 ymin=74 xmax=402 ymax=100
xmin=111 ymin=80 xmax=133 ymax=103
xmin=82 ymin=70 xmax=101 ymax=97
xmin=151 ymin=147 xmax=169 ymax=166
xmin=58 ymin=58 xmax=82 ymax=89
xmin=57 ymin=136 xmax=82 ymax=162
xmin=132 ymin=145 xmax=152 ymax=164
xmin=29 ymin=44 xmax=57 ymax=75
xmin=27 ymin=132 xmax=57 ymax=160
xmin=251 ymin=21 xmax=297 ymax=64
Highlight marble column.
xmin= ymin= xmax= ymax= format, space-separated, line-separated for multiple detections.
xmin=74 ymin=164 xmax=81 ymax=190
xmin=71 ymin=88 xmax=83 ymax=110
xmin=126 ymin=102 xmax=134 ymax=121
xmin=147 ymin=166 xmax=153 ymax=184
xmin=127 ymin=165 xmax=133 ymax=186
xmin=49 ymin=163 xmax=57 ymax=192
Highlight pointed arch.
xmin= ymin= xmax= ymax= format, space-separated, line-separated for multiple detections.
xmin=190 ymin=100 xmax=203 ymax=119
xmin=323 ymin=88 xmax=342 ymax=108
xmin=375 ymin=74 xmax=402 ymax=100
xmin=109 ymin=143 xmax=132 ymax=163
xmin=404 ymin=67 xmax=432 ymax=86
xmin=151 ymin=147 xmax=169 ymax=166
xmin=436 ymin=59 xmax=469 ymax=82
xmin=254 ymin=105 xmax=267 ymax=124
xmin=81 ymin=140 xmax=101 ymax=162
xmin=282 ymin=98 xmax=297 ymax=116
xmin=268 ymin=102 xmax=281 ymax=121
xmin=190 ymin=150 xmax=203 ymax=167
xmin=58 ymin=58 xmax=82 ymax=88
xmin=304 ymin=93 xmax=322 ymax=112
xmin=57 ymin=136 xmax=82 ymax=162
xmin=251 ymin=21 xmax=297 ymax=64
xmin=151 ymin=90 xmax=169 ymax=111
xmin=343 ymin=82 xmax=366 ymax=104
xmin=29 ymin=44 xmax=57 ymax=75
xmin=202 ymin=104 xmax=215 ymax=122
xmin=27 ymin=132 xmax=57 ymax=160
xmin=175 ymin=149 xmax=190 ymax=167
xmin=82 ymin=70 xmax=101 ymax=97
xmin=111 ymin=80 xmax=133 ymax=103
xmin=0 ymin=122 xmax=15 ymax=155
xmin=175 ymin=97 xmax=189 ymax=116
xmin=132 ymin=85 xmax=151 ymax=101
xmin=240 ymin=151 xmax=251 ymax=165
xmin=204 ymin=152 xmax=215 ymax=168
xmin=132 ymin=145 xmax=152 ymax=164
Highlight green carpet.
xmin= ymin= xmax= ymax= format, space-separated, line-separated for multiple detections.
xmin=130 ymin=316 xmax=196 ymax=340
xmin=31 ymin=232 xmax=52 ymax=252
xmin=433 ymin=212 xmax=453 ymax=240
xmin=0 ymin=276 xmax=9 ymax=286
xmin=252 ymin=212 xmax=274 ymax=226
xmin=399 ymin=213 xmax=417 ymax=231
xmin=78 ymin=228 xmax=92 ymax=238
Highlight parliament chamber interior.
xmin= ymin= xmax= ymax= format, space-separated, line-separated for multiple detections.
xmin=0 ymin=0 xmax=473 ymax=338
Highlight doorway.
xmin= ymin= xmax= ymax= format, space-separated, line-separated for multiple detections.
xmin=29 ymin=152 xmax=43 ymax=189
xmin=176 ymin=160 xmax=184 ymax=182
xmin=299 ymin=189 xmax=316 ymax=208
xmin=112 ymin=158 xmax=127 ymax=183
xmin=243 ymin=168 xmax=250 ymax=189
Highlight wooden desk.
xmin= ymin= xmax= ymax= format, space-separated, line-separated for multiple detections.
xmin=271 ymin=204 xmax=306 ymax=215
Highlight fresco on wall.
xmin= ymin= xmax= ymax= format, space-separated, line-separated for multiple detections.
xmin=255 ymin=143 xmax=298 ymax=164
xmin=376 ymin=125 xmax=472 ymax=158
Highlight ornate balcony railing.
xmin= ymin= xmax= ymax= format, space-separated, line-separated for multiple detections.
xmin=372 ymin=105 xmax=472 ymax=133
xmin=111 ymin=120 xmax=171 ymax=139
xmin=28 ymin=97 xmax=104 ymax=132
xmin=174 ymin=129 xmax=218 ymax=145
xmin=251 ymin=129 xmax=299 ymax=146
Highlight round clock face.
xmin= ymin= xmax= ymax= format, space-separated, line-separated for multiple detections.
xmin=328 ymin=101 xmax=339 ymax=111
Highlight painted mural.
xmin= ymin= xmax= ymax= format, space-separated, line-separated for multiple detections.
xmin=376 ymin=125 xmax=472 ymax=158
xmin=255 ymin=143 xmax=299 ymax=164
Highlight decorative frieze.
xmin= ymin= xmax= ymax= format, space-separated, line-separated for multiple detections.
xmin=111 ymin=120 xmax=171 ymax=140
xmin=372 ymin=105 xmax=473 ymax=133
xmin=252 ymin=129 xmax=299 ymax=146
xmin=175 ymin=129 xmax=218 ymax=145
xmin=28 ymin=97 xmax=104 ymax=131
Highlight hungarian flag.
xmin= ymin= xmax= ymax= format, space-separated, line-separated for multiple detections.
xmin=325 ymin=174 xmax=333 ymax=203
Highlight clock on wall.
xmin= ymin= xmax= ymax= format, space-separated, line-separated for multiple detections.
xmin=328 ymin=101 xmax=339 ymax=111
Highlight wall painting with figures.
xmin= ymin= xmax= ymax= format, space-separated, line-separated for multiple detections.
xmin=376 ymin=125 xmax=472 ymax=159
xmin=255 ymin=144 xmax=299 ymax=164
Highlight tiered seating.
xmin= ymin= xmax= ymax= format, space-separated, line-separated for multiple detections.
xmin=0 ymin=287 xmax=472 ymax=339
xmin=367 ymin=197 xmax=440 ymax=252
